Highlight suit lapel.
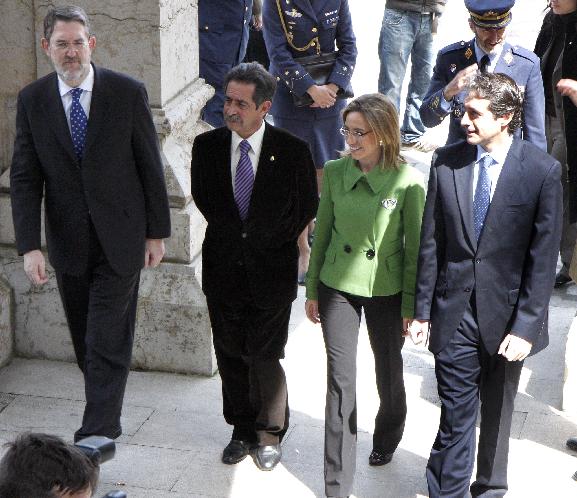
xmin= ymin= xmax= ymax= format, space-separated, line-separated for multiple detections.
xmin=479 ymin=139 xmax=524 ymax=246
xmin=40 ymin=74 xmax=78 ymax=165
xmin=453 ymin=145 xmax=477 ymax=250
xmin=83 ymin=65 xmax=111 ymax=160
xmin=215 ymin=128 xmax=239 ymax=219
xmin=249 ymin=124 xmax=275 ymax=220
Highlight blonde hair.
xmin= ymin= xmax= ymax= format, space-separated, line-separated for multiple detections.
xmin=341 ymin=93 xmax=402 ymax=170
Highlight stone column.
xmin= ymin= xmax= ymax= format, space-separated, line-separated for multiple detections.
xmin=0 ymin=0 xmax=216 ymax=375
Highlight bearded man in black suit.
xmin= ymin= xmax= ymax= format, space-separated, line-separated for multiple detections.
xmin=191 ymin=62 xmax=318 ymax=471
xmin=10 ymin=5 xmax=171 ymax=442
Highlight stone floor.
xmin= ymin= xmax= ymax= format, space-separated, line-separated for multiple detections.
xmin=1 ymin=283 xmax=577 ymax=497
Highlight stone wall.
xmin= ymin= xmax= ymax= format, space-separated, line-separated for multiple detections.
xmin=0 ymin=0 xmax=216 ymax=375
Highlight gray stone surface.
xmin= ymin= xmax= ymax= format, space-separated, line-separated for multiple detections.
xmin=0 ymin=276 xmax=13 ymax=368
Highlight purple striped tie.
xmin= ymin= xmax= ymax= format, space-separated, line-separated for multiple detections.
xmin=234 ymin=139 xmax=254 ymax=221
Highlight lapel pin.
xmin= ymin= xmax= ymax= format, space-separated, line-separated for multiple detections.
xmin=270 ymin=155 xmax=275 ymax=161
xmin=381 ymin=198 xmax=397 ymax=210
xmin=504 ymin=51 xmax=513 ymax=65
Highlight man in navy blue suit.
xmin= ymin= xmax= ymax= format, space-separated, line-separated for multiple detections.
xmin=420 ymin=0 xmax=546 ymax=150
xmin=411 ymin=73 xmax=561 ymax=497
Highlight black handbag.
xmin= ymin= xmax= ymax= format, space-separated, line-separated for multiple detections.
xmin=275 ymin=0 xmax=354 ymax=108
xmin=292 ymin=52 xmax=354 ymax=107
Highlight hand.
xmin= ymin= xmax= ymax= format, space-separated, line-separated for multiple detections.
xmin=408 ymin=319 xmax=430 ymax=346
xmin=557 ymin=79 xmax=577 ymax=107
xmin=252 ymin=15 xmax=263 ymax=30
xmin=305 ymin=299 xmax=321 ymax=324
xmin=307 ymin=84 xmax=337 ymax=108
xmin=442 ymin=63 xmax=478 ymax=101
xmin=23 ymin=249 xmax=48 ymax=285
xmin=402 ymin=317 xmax=411 ymax=337
xmin=144 ymin=239 xmax=165 ymax=268
xmin=498 ymin=334 xmax=532 ymax=361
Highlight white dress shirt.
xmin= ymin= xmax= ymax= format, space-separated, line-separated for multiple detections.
xmin=230 ymin=121 xmax=266 ymax=193
xmin=472 ymin=136 xmax=513 ymax=201
xmin=57 ymin=65 xmax=94 ymax=133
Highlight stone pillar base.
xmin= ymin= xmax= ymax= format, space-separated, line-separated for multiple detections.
xmin=0 ymin=276 xmax=13 ymax=368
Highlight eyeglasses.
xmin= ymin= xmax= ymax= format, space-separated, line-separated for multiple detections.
xmin=51 ymin=41 xmax=89 ymax=52
xmin=339 ymin=127 xmax=372 ymax=139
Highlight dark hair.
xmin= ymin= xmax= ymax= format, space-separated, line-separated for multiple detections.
xmin=0 ymin=433 xmax=99 ymax=498
xmin=467 ymin=72 xmax=524 ymax=134
xmin=43 ymin=5 xmax=91 ymax=41
xmin=223 ymin=62 xmax=277 ymax=107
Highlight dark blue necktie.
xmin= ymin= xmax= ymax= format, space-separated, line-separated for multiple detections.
xmin=473 ymin=154 xmax=493 ymax=241
xmin=70 ymin=87 xmax=88 ymax=159
xmin=234 ymin=140 xmax=254 ymax=221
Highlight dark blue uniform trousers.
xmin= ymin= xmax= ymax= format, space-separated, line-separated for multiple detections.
xmin=427 ymin=297 xmax=523 ymax=498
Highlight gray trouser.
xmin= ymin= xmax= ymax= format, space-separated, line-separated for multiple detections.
xmin=546 ymin=113 xmax=577 ymax=271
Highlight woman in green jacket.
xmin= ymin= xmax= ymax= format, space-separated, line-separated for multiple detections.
xmin=305 ymin=93 xmax=425 ymax=498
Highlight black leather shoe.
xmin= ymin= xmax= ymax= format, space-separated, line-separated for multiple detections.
xmin=254 ymin=444 xmax=281 ymax=471
xmin=567 ymin=437 xmax=577 ymax=452
xmin=368 ymin=449 xmax=393 ymax=466
xmin=222 ymin=439 xmax=250 ymax=464
xmin=555 ymin=271 xmax=573 ymax=288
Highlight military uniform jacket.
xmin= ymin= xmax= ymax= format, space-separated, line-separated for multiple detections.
xmin=262 ymin=0 xmax=357 ymax=119
xmin=306 ymin=156 xmax=425 ymax=317
xmin=420 ymin=39 xmax=546 ymax=150
xmin=199 ymin=0 xmax=253 ymax=87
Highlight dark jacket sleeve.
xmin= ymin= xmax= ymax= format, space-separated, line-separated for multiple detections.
xmin=329 ymin=0 xmax=357 ymax=91
xmin=131 ymin=84 xmax=171 ymax=239
xmin=10 ymin=93 xmax=44 ymax=255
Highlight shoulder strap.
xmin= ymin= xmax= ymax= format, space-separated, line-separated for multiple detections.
xmin=275 ymin=0 xmax=320 ymax=55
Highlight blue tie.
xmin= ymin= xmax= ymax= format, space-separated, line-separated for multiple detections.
xmin=473 ymin=154 xmax=493 ymax=241
xmin=70 ymin=88 xmax=88 ymax=160
xmin=234 ymin=140 xmax=254 ymax=221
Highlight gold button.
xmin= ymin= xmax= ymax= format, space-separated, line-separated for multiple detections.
xmin=285 ymin=70 xmax=289 ymax=75
xmin=311 ymin=42 xmax=316 ymax=47
xmin=312 ymin=27 xmax=318 ymax=32
xmin=204 ymin=25 xmax=209 ymax=30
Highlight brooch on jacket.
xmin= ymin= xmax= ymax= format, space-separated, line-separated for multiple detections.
xmin=381 ymin=198 xmax=397 ymax=209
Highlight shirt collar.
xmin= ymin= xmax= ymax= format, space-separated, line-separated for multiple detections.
xmin=476 ymin=135 xmax=513 ymax=165
xmin=343 ymin=156 xmax=397 ymax=194
xmin=231 ymin=120 xmax=266 ymax=153
xmin=474 ymin=39 xmax=504 ymax=66
xmin=58 ymin=64 xmax=94 ymax=97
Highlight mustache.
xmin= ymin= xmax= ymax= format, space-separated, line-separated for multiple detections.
xmin=225 ymin=114 xmax=241 ymax=123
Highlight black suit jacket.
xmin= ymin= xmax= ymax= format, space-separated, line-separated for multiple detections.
xmin=10 ymin=65 xmax=171 ymax=277
xmin=191 ymin=123 xmax=318 ymax=308
xmin=415 ymin=139 xmax=562 ymax=355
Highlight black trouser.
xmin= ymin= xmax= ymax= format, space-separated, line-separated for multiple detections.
xmin=318 ymin=283 xmax=406 ymax=498
xmin=56 ymin=228 xmax=140 ymax=441
xmin=427 ymin=298 xmax=523 ymax=498
xmin=206 ymin=295 xmax=291 ymax=446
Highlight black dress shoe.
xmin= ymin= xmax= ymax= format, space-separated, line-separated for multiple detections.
xmin=567 ymin=437 xmax=577 ymax=452
xmin=368 ymin=449 xmax=393 ymax=466
xmin=555 ymin=271 xmax=573 ymax=288
xmin=254 ymin=444 xmax=281 ymax=471
xmin=222 ymin=439 xmax=250 ymax=464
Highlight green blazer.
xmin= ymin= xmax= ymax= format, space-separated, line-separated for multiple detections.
xmin=306 ymin=156 xmax=425 ymax=317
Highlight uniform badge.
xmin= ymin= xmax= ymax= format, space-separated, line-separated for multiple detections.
xmin=454 ymin=107 xmax=463 ymax=118
xmin=285 ymin=8 xmax=302 ymax=18
xmin=450 ymin=63 xmax=457 ymax=73
xmin=432 ymin=95 xmax=440 ymax=109
xmin=381 ymin=198 xmax=397 ymax=210
xmin=465 ymin=47 xmax=473 ymax=60
xmin=503 ymin=51 xmax=513 ymax=65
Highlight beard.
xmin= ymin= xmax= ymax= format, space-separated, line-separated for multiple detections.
xmin=54 ymin=59 xmax=90 ymax=85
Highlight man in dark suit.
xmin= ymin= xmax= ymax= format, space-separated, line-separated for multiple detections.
xmin=410 ymin=73 xmax=562 ymax=497
xmin=420 ymin=0 xmax=546 ymax=150
xmin=191 ymin=62 xmax=317 ymax=471
xmin=10 ymin=6 xmax=171 ymax=442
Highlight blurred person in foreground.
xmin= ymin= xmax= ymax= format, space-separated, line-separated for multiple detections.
xmin=534 ymin=0 xmax=577 ymax=288
xmin=420 ymin=0 xmax=546 ymax=150
xmin=0 ymin=432 xmax=98 ymax=498
xmin=305 ymin=93 xmax=425 ymax=498
xmin=410 ymin=73 xmax=561 ymax=498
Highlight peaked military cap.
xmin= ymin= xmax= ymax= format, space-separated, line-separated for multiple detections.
xmin=465 ymin=0 xmax=515 ymax=28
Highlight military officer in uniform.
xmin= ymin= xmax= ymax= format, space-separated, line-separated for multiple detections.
xmin=420 ymin=0 xmax=546 ymax=150
xmin=199 ymin=0 xmax=255 ymax=128
xmin=262 ymin=0 xmax=357 ymax=283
